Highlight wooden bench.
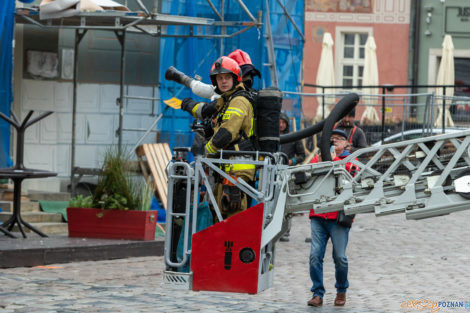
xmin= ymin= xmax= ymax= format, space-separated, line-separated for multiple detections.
xmin=135 ymin=143 xmax=172 ymax=210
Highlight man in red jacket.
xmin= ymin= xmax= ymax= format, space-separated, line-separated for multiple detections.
xmin=307 ymin=129 xmax=356 ymax=307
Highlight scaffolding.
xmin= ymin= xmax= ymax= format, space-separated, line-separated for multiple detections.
xmin=14 ymin=0 xmax=303 ymax=194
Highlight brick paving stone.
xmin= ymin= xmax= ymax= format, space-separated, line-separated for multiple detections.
xmin=1 ymin=210 xmax=470 ymax=312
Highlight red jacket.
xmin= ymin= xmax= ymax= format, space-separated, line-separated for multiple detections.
xmin=309 ymin=151 xmax=358 ymax=220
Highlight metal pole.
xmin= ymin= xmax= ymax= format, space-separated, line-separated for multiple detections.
xmin=265 ymin=0 xmax=278 ymax=88
xmin=381 ymin=86 xmax=386 ymax=143
xmin=115 ymin=30 xmax=126 ymax=153
xmin=322 ymin=87 xmax=325 ymax=119
xmin=235 ymin=0 xmax=258 ymax=24
xmin=274 ymin=0 xmax=305 ymax=42
xmin=153 ymin=0 xmax=159 ymax=14
xmin=135 ymin=0 xmax=150 ymax=16
xmin=220 ymin=0 xmax=225 ymax=55
xmin=401 ymin=95 xmax=406 ymax=140
xmin=442 ymin=86 xmax=446 ymax=133
xmin=206 ymin=0 xmax=223 ymax=20
xmin=71 ymin=29 xmax=86 ymax=193
xmin=425 ymin=93 xmax=432 ymax=135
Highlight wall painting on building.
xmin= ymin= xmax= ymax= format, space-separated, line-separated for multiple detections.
xmin=306 ymin=0 xmax=373 ymax=13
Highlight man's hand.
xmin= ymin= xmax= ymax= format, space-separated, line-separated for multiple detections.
xmin=330 ymin=150 xmax=336 ymax=160
xmin=181 ymin=98 xmax=199 ymax=114
xmin=316 ymin=151 xmax=335 ymax=162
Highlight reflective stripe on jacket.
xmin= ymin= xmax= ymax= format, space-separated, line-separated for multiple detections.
xmin=205 ymin=83 xmax=256 ymax=179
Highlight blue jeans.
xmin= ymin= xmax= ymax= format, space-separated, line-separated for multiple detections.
xmin=309 ymin=217 xmax=350 ymax=298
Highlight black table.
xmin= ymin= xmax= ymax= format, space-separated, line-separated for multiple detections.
xmin=0 ymin=110 xmax=57 ymax=238
xmin=0 ymin=168 xmax=57 ymax=238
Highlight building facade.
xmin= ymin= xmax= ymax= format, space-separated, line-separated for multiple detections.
xmin=414 ymin=0 xmax=470 ymax=94
xmin=303 ymin=0 xmax=411 ymax=120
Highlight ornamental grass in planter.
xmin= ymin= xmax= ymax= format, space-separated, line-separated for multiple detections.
xmin=67 ymin=149 xmax=157 ymax=240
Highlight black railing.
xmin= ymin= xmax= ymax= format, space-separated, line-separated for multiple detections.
xmin=304 ymin=83 xmax=470 ymax=143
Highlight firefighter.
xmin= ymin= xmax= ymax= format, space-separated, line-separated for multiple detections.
xmin=182 ymin=56 xmax=255 ymax=219
xmin=181 ymin=49 xmax=260 ymax=121
xmin=227 ymin=49 xmax=261 ymax=91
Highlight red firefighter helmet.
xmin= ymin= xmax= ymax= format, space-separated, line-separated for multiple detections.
xmin=210 ymin=56 xmax=242 ymax=86
xmin=228 ymin=49 xmax=261 ymax=79
xmin=228 ymin=49 xmax=253 ymax=67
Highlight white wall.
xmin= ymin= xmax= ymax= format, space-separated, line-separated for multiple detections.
xmin=20 ymin=79 xmax=159 ymax=192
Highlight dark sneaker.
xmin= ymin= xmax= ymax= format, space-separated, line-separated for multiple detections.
xmin=307 ymin=295 xmax=323 ymax=307
xmin=279 ymin=236 xmax=290 ymax=242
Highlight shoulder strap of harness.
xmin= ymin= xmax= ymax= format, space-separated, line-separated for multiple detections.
xmin=229 ymin=89 xmax=257 ymax=105
xmin=349 ymin=125 xmax=357 ymax=144
xmin=228 ymin=89 xmax=257 ymax=139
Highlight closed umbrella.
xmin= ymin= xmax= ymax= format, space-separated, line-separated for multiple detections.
xmin=434 ymin=35 xmax=455 ymax=127
xmin=314 ymin=32 xmax=335 ymax=122
xmin=360 ymin=36 xmax=380 ymax=125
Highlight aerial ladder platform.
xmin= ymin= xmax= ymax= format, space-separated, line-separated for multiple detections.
xmin=162 ymin=93 xmax=470 ymax=294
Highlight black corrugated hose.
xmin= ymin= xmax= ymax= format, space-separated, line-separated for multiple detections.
xmin=279 ymin=93 xmax=359 ymax=162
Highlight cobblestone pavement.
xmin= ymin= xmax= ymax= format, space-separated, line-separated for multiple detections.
xmin=1 ymin=210 xmax=470 ymax=313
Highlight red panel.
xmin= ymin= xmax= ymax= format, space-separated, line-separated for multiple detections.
xmin=191 ymin=203 xmax=264 ymax=294
xmin=67 ymin=208 xmax=157 ymax=241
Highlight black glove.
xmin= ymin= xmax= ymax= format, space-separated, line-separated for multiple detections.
xmin=200 ymin=99 xmax=217 ymax=119
xmin=221 ymin=185 xmax=242 ymax=213
xmin=181 ymin=98 xmax=198 ymax=114
xmin=201 ymin=119 xmax=214 ymax=139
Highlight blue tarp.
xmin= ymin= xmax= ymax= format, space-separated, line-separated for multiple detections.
xmin=158 ymin=0 xmax=303 ymax=149
xmin=0 ymin=0 xmax=14 ymax=168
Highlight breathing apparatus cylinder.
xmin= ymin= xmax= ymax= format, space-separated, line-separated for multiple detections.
xmin=256 ymin=87 xmax=282 ymax=153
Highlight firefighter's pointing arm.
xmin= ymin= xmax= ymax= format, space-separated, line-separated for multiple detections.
xmin=182 ymin=98 xmax=217 ymax=120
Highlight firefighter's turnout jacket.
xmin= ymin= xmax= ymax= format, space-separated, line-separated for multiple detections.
xmin=205 ymin=83 xmax=255 ymax=179
xmin=204 ymin=83 xmax=256 ymax=217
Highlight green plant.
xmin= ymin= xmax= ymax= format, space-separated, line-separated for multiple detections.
xmin=137 ymin=179 xmax=153 ymax=211
xmin=91 ymin=148 xmax=153 ymax=211
xmin=97 ymin=193 xmax=129 ymax=210
xmin=69 ymin=195 xmax=93 ymax=208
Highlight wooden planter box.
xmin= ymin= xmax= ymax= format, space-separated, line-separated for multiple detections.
xmin=67 ymin=207 xmax=157 ymax=241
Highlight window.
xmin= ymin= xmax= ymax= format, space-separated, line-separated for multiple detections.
xmin=429 ymin=50 xmax=470 ymax=122
xmin=455 ymin=58 xmax=470 ymax=97
xmin=335 ymin=27 xmax=372 ymax=88
xmin=341 ymin=33 xmax=367 ymax=87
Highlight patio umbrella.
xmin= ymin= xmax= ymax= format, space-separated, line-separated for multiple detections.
xmin=360 ymin=36 xmax=380 ymax=124
xmin=434 ymin=34 xmax=455 ymax=127
xmin=314 ymin=32 xmax=335 ymax=122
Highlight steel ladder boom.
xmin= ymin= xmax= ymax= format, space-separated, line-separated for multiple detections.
xmin=284 ymin=129 xmax=470 ymax=220
xmin=162 ymin=130 xmax=470 ymax=293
